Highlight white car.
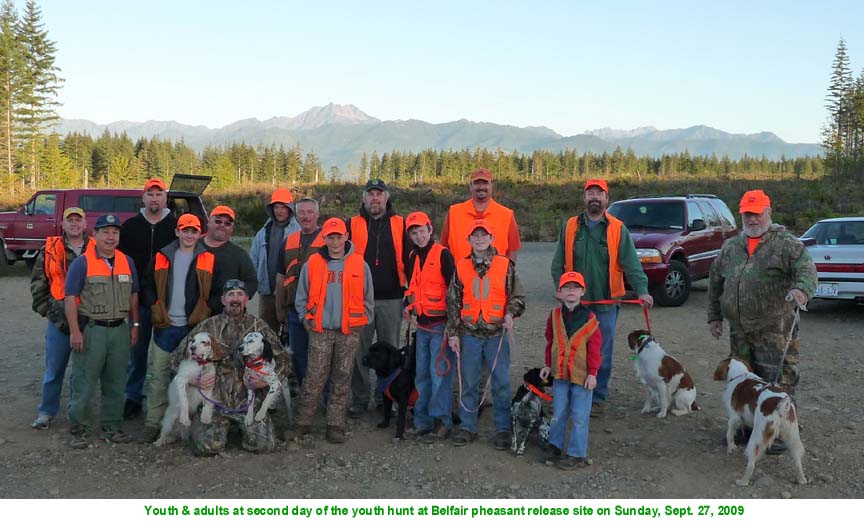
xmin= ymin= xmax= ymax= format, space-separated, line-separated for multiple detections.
xmin=801 ymin=217 xmax=864 ymax=302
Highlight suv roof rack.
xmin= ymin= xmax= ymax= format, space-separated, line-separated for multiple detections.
xmin=625 ymin=194 xmax=719 ymax=200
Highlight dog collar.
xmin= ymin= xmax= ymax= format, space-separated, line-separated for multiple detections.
xmin=525 ymin=382 xmax=552 ymax=402
xmin=194 ymin=357 xmax=210 ymax=366
xmin=245 ymin=356 xmax=269 ymax=376
xmin=636 ymin=334 xmax=652 ymax=354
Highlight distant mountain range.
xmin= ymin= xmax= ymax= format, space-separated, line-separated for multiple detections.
xmin=53 ymin=103 xmax=821 ymax=169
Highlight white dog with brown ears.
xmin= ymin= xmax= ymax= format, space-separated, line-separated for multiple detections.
xmin=713 ymin=357 xmax=806 ymax=486
xmin=238 ymin=332 xmax=291 ymax=426
xmin=154 ymin=332 xmax=221 ymax=446
xmin=627 ymin=329 xmax=698 ymax=418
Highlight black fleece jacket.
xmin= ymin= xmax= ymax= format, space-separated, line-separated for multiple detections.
xmin=347 ymin=200 xmax=410 ymax=300
xmin=119 ymin=210 xmax=178 ymax=280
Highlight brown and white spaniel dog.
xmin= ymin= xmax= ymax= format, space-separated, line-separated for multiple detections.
xmin=713 ymin=357 xmax=806 ymax=486
xmin=627 ymin=329 xmax=698 ymax=418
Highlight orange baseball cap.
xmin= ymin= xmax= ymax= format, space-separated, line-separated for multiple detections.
xmin=406 ymin=211 xmax=432 ymax=230
xmin=470 ymin=168 xmax=493 ymax=182
xmin=468 ymin=219 xmax=494 ymax=235
xmin=144 ymin=178 xmax=167 ymax=191
xmin=209 ymin=205 xmax=235 ymax=220
xmin=738 ymin=190 xmax=771 ymax=214
xmin=177 ymin=214 xmax=201 ymax=231
xmin=584 ymin=179 xmax=608 ymax=192
xmin=321 ymin=217 xmax=347 ymax=236
xmin=270 ymin=188 xmax=294 ymax=205
xmin=559 ymin=271 xmax=586 ymax=289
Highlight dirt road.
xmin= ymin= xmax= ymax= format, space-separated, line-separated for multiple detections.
xmin=1 ymin=242 xmax=862 ymax=499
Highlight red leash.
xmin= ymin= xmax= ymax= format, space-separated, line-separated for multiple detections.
xmin=582 ymin=299 xmax=652 ymax=332
xmin=407 ymin=317 xmax=453 ymax=377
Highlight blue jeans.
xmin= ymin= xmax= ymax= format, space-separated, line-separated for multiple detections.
xmin=37 ymin=321 xmax=72 ymax=417
xmin=287 ymin=309 xmax=309 ymax=385
xmin=549 ymin=379 xmax=593 ymax=457
xmin=590 ymin=305 xmax=619 ymax=403
xmin=414 ymin=322 xmax=454 ymax=430
xmin=153 ymin=324 xmax=190 ymax=353
xmin=126 ymin=305 xmax=152 ymax=403
xmin=457 ymin=333 xmax=511 ymax=434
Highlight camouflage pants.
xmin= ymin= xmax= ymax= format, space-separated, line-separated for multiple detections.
xmin=729 ymin=313 xmax=800 ymax=395
xmin=296 ymin=329 xmax=360 ymax=429
xmin=190 ymin=413 xmax=275 ymax=456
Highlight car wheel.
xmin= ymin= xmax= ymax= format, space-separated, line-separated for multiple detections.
xmin=652 ymin=260 xmax=691 ymax=307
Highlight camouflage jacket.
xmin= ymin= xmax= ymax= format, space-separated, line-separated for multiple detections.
xmin=172 ymin=312 xmax=292 ymax=414
xmin=446 ymin=246 xmax=526 ymax=339
xmin=30 ymin=235 xmax=92 ymax=334
xmin=708 ymin=225 xmax=817 ymax=332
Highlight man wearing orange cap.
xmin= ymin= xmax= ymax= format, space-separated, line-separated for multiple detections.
xmin=551 ymin=178 xmax=651 ymax=417
xmin=119 ymin=178 xmax=178 ymax=420
xmin=250 ymin=188 xmax=300 ymax=334
xmin=201 ymin=205 xmax=258 ymax=312
xmin=138 ymin=214 xmax=219 ymax=443
xmin=295 ymin=218 xmax=374 ymax=443
xmin=446 ymin=219 xmax=525 ymax=449
xmin=440 ymin=168 xmax=522 ymax=263
xmin=708 ymin=190 xmax=816 ymax=453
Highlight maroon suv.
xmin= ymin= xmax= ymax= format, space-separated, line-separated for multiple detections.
xmin=607 ymin=194 xmax=738 ymax=306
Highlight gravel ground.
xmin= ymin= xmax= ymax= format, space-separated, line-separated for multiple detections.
xmin=1 ymin=242 xmax=862 ymax=499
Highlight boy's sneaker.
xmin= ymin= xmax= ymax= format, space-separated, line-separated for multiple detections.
xmin=101 ymin=427 xmax=132 ymax=444
xmin=450 ymin=429 xmax=478 ymax=447
xmin=31 ymin=415 xmax=52 ymax=430
xmin=69 ymin=427 xmax=91 ymax=449
xmin=542 ymin=446 xmax=563 ymax=465
xmin=493 ymin=431 xmax=510 ymax=450
xmin=422 ymin=420 xmax=450 ymax=444
xmin=556 ymin=456 xmax=589 ymax=470
xmin=403 ymin=427 xmax=432 ymax=440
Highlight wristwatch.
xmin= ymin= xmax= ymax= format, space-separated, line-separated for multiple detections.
xmin=132 ymin=322 xmax=141 ymax=327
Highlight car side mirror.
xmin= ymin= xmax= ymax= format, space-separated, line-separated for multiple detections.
xmin=690 ymin=219 xmax=707 ymax=231
xmin=22 ymin=205 xmax=31 ymax=216
xmin=800 ymin=237 xmax=816 ymax=247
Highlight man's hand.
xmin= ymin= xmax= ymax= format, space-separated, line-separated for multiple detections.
xmin=638 ymin=293 xmax=654 ymax=308
xmin=244 ymin=371 xmax=268 ymax=389
xmin=448 ymin=335 xmax=460 ymax=355
xmin=584 ymin=374 xmax=597 ymax=390
xmin=130 ymin=326 xmax=139 ymax=347
xmin=503 ymin=313 xmax=514 ymax=330
xmin=789 ymin=289 xmax=808 ymax=309
xmin=539 ymin=366 xmax=551 ymax=380
xmin=402 ymin=308 xmax=411 ymax=321
xmin=709 ymin=320 xmax=724 ymax=339
xmin=71 ymin=330 xmax=84 ymax=352
xmin=195 ymin=373 xmax=216 ymax=390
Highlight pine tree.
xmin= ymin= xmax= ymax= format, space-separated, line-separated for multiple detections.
xmin=822 ymin=39 xmax=854 ymax=174
xmin=0 ymin=0 xmax=22 ymax=195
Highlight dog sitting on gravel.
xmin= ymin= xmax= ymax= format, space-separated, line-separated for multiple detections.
xmin=627 ymin=329 xmax=698 ymax=418
xmin=363 ymin=340 xmax=417 ymax=439
xmin=713 ymin=357 xmax=806 ymax=486
xmin=238 ymin=331 xmax=291 ymax=426
xmin=154 ymin=332 xmax=220 ymax=446
xmin=510 ymin=367 xmax=553 ymax=456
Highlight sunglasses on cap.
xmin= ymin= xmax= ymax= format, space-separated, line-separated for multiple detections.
xmin=223 ymin=279 xmax=246 ymax=293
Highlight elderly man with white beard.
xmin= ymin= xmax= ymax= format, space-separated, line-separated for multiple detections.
xmin=707 ymin=189 xmax=816 ymax=454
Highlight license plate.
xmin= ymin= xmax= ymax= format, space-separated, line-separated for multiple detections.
xmin=816 ymin=283 xmax=839 ymax=297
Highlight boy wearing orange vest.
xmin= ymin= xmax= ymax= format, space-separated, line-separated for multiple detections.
xmin=30 ymin=207 xmax=92 ymax=430
xmin=446 ymin=219 xmax=525 ymax=449
xmin=541 ymin=272 xmax=602 ymax=470
xmin=403 ymin=211 xmax=456 ymax=442
xmin=294 ymin=218 xmax=374 ymax=443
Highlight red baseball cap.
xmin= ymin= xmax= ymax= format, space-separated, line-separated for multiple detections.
xmin=321 ymin=217 xmax=347 ymax=236
xmin=209 ymin=205 xmax=235 ymax=220
xmin=738 ymin=190 xmax=771 ymax=214
xmin=470 ymin=168 xmax=493 ymax=182
xmin=177 ymin=214 xmax=201 ymax=231
xmin=558 ymin=271 xmax=586 ymax=289
xmin=406 ymin=211 xmax=432 ymax=230
xmin=468 ymin=219 xmax=494 ymax=235
xmin=584 ymin=179 xmax=608 ymax=192
xmin=144 ymin=178 xmax=167 ymax=192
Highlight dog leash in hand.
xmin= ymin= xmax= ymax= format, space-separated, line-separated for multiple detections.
xmin=774 ymin=293 xmax=806 ymax=385
xmin=582 ymin=298 xmax=652 ymax=332
xmin=196 ymin=368 xmax=255 ymax=414
xmin=406 ymin=316 xmax=453 ymax=377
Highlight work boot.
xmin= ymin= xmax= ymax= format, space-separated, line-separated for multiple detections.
xmin=403 ymin=427 xmax=432 ymax=440
xmin=556 ymin=456 xmax=589 ymax=470
xmin=69 ymin=427 xmax=91 ymax=449
xmin=325 ymin=426 xmax=346 ymax=444
xmin=347 ymin=405 xmax=366 ymax=419
xmin=542 ymin=445 xmax=562 ymax=465
xmin=101 ymin=427 xmax=132 ymax=444
xmin=590 ymin=402 xmax=606 ymax=418
xmin=422 ymin=420 xmax=450 ymax=444
xmin=450 ymin=429 xmax=478 ymax=447
xmin=493 ymin=431 xmax=510 ymax=450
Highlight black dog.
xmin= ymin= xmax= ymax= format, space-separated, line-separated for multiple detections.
xmin=362 ymin=340 xmax=417 ymax=439
xmin=510 ymin=367 xmax=553 ymax=456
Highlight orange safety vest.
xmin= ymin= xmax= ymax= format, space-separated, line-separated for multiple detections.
xmin=446 ymin=199 xmax=515 ymax=261
xmin=304 ymin=252 xmax=368 ymax=334
xmin=282 ymin=229 xmax=326 ymax=291
xmin=151 ymin=250 xmax=215 ymax=328
xmin=350 ymin=215 xmax=406 ymax=287
xmin=457 ymin=255 xmax=510 ymax=324
xmin=564 ymin=213 xmax=625 ymax=298
xmin=405 ymin=243 xmax=448 ymax=319
xmin=79 ymin=247 xmax=134 ymax=320
xmin=551 ymin=307 xmax=599 ymax=385
xmin=44 ymin=236 xmax=91 ymax=300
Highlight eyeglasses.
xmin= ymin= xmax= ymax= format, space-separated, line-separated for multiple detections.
xmin=213 ymin=218 xmax=234 ymax=226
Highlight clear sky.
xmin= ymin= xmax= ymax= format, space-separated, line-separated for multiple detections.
xmin=35 ymin=0 xmax=864 ymax=143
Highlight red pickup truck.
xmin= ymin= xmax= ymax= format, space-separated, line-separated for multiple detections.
xmin=0 ymin=174 xmax=211 ymax=267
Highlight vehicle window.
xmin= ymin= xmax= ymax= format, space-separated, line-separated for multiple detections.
xmin=607 ymin=202 xmax=684 ymax=230
xmin=686 ymin=202 xmax=704 ymax=228
xmin=698 ymin=201 xmax=721 ymax=227
xmin=711 ymin=200 xmax=737 ymax=228
xmin=169 ymin=197 xmax=191 ymax=218
xmin=79 ymin=195 xmax=142 ymax=213
xmin=33 ymin=194 xmax=56 ymax=216
xmin=803 ymin=222 xmax=864 ymax=245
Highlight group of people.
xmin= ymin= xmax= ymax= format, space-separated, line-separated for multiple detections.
xmin=28 ymin=170 xmax=816 ymax=464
